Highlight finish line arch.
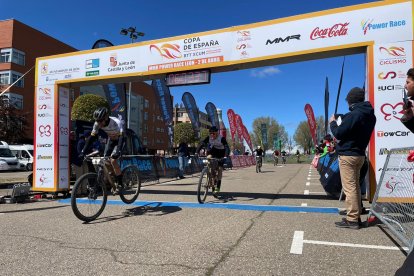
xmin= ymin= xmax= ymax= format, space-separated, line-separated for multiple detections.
xmin=33 ymin=0 xmax=413 ymax=196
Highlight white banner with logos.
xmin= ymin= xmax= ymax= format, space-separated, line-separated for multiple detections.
xmin=373 ymin=41 xmax=413 ymax=183
xmin=34 ymin=84 xmax=55 ymax=189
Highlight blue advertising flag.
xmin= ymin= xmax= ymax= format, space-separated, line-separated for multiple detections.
xmin=92 ymin=39 xmax=127 ymax=123
xmin=182 ymin=92 xmax=200 ymax=136
xmin=205 ymin=102 xmax=219 ymax=127
xmin=151 ymin=79 xmax=173 ymax=125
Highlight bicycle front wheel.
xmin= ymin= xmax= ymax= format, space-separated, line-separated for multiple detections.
xmin=71 ymin=173 xmax=107 ymax=222
xmin=119 ymin=165 xmax=141 ymax=204
xmin=197 ymin=167 xmax=209 ymax=203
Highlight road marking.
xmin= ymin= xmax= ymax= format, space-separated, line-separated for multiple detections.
xmin=306 ymin=182 xmax=310 ymax=186
xmin=59 ymin=199 xmax=339 ymax=214
xmin=309 ymin=191 xmax=325 ymax=194
xmin=300 ymin=203 xmax=308 ymax=213
xmin=290 ymin=231 xmax=304 ymax=254
xmin=304 ymin=190 xmax=309 ymax=195
xmin=290 ymin=231 xmax=409 ymax=254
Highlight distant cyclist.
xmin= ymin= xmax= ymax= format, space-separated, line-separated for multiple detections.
xmin=196 ymin=126 xmax=230 ymax=197
xmin=253 ymin=145 xmax=265 ymax=165
xmin=79 ymin=107 xmax=125 ymax=192
xmin=281 ymin=150 xmax=287 ymax=164
xmin=273 ymin=149 xmax=280 ymax=166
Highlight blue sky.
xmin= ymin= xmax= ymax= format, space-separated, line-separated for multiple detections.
xmin=1 ymin=0 xmax=377 ymax=136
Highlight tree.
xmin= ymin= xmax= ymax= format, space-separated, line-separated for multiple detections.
xmin=226 ymin=129 xmax=244 ymax=153
xmin=71 ymin=94 xmax=110 ymax=122
xmin=293 ymin=120 xmax=313 ymax=153
xmin=174 ymin=123 xmax=196 ymax=145
xmin=0 ymin=96 xmax=28 ymax=143
xmin=251 ymin=116 xmax=287 ymax=151
xmin=315 ymin=115 xmax=327 ymax=143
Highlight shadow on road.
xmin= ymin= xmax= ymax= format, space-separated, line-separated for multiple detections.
xmin=84 ymin=203 xmax=182 ymax=224
xmin=0 ymin=205 xmax=68 ymax=214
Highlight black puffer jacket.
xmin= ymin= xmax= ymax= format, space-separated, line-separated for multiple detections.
xmin=330 ymin=101 xmax=376 ymax=156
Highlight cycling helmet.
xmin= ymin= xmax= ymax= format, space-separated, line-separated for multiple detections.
xmin=257 ymin=145 xmax=261 ymax=149
xmin=93 ymin=107 xmax=109 ymax=121
xmin=209 ymin=126 xmax=218 ymax=133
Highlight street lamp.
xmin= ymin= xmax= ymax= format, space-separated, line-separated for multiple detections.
xmin=120 ymin=27 xmax=145 ymax=129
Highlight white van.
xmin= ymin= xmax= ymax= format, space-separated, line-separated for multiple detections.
xmin=0 ymin=141 xmax=23 ymax=171
xmin=9 ymin=144 xmax=34 ymax=171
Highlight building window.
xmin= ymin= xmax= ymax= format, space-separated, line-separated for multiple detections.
xmin=143 ymin=137 xmax=148 ymax=145
xmin=144 ymin=99 xmax=149 ymax=108
xmin=144 ymin=112 xmax=148 ymax=121
xmin=144 ymin=124 xmax=148 ymax=132
xmin=0 ymin=71 xmax=24 ymax=88
xmin=0 ymin=48 xmax=25 ymax=65
xmin=4 ymin=93 xmax=23 ymax=109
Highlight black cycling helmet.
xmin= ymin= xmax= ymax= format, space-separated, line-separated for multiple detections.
xmin=209 ymin=126 xmax=218 ymax=133
xmin=93 ymin=107 xmax=109 ymax=121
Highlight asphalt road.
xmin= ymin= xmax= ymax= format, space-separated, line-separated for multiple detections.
xmin=0 ymin=163 xmax=407 ymax=275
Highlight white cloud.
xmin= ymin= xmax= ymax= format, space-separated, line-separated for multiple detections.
xmin=250 ymin=66 xmax=281 ymax=78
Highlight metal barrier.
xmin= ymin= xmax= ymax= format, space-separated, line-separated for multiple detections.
xmin=370 ymin=147 xmax=414 ymax=253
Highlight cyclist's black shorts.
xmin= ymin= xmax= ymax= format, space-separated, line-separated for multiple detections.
xmin=104 ymin=139 xmax=119 ymax=158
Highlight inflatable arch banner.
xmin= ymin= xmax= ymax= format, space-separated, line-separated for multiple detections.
xmin=34 ymin=0 xmax=413 ymax=197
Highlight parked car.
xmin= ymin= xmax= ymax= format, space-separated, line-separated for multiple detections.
xmin=9 ymin=144 xmax=34 ymax=171
xmin=0 ymin=141 xmax=24 ymax=171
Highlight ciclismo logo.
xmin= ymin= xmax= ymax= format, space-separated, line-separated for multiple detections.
xmin=377 ymin=130 xmax=410 ymax=137
xmin=378 ymin=46 xmax=406 ymax=65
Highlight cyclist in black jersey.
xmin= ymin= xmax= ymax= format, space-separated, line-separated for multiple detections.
xmin=80 ymin=107 xmax=125 ymax=188
xmin=196 ymin=126 xmax=230 ymax=196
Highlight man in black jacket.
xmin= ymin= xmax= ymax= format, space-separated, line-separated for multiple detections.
xmin=329 ymin=87 xmax=376 ymax=229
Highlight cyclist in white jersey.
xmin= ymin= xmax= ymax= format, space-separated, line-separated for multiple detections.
xmin=80 ymin=107 xmax=125 ymax=188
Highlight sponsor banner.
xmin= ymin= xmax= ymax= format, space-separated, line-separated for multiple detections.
xmin=36 ymin=2 xmax=412 ymax=87
xmin=304 ymin=103 xmax=318 ymax=146
xmin=235 ymin=114 xmax=245 ymax=144
xmin=152 ymin=79 xmax=173 ymax=148
xmin=182 ymin=92 xmax=200 ymax=135
xmin=58 ymin=87 xmax=70 ymax=189
xmin=242 ymin=125 xmax=253 ymax=153
xmin=93 ymin=40 xmax=127 ymax=123
xmin=373 ymin=41 xmax=413 ymax=182
xmin=261 ymin=123 xmax=268 ymax=146
xmin=227 ymin=109 xmax=237 ymax=143
xmin=205 ymin=102 xmax=219 ymax=127
xmin=34 ymin=85 xmax=55 ymax=189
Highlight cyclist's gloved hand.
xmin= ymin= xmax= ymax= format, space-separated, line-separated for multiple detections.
xmin=78 ymin=152 xmax=85 ymax=160
xmin=111 ymin=151 xmax=121 ymax=159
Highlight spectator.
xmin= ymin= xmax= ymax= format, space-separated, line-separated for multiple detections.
xmin=395 ymin=68 xmax=414 ymax=275
xmin=177 ymin=142 xmax=190 ymax=179
xmin=329 ymin=87 xmax=376 ymax=229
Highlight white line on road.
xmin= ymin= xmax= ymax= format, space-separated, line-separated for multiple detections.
xmin=290 ymin=231 xmax=304 ymax=254
xmin=306 ymin=182 xmax=310 ymax=186
xmin=301 ymin=203 xmax=308 ymax=206
xmin=290 ymin=231 xmax=408 ymax=255
xmin=304 ymin=190 xmax=309 ymax=195
xmin=309 ymin=191 xmax=325 ymax=194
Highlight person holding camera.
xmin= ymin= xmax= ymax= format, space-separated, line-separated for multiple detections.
xmin=401 ymin=68 xmax=414 ymax=132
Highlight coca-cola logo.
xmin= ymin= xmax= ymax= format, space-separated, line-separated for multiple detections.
xmin=310 ymin=23 xmax=349 ymax=40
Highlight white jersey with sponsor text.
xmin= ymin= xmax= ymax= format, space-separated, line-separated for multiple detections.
xmin=92 ymin=116 xmax=124 ymax=140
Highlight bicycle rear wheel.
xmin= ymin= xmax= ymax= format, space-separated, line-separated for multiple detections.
xmin=256 ymin=163 xmax=259 ymax=173
xmin=197 ymin=167 xmax=209 ymax=203
xmin=71 ymin=172 xmax=107 ymax=222
xmin=119 ymin=165 xmax=141 ymax=204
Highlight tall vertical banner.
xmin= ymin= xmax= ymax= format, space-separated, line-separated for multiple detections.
xmin=227 ymin=109 xmax=237 ymax=143
xmin=92 ymin=40 xmax=127 ymax=123
xmin=205 ymin=102 xmax=219 ymax=127
xmin=151 ymin=79 xmax=174 ymax=147
xmin=304 ymin=103 xmax=317 ymax=146
xmin=242 ymin=125 xmax=253 ymax=153
xmin=182 ymin=92 xmax=200 ymax=137
xmin=324 ymin=77 xmax=329 ymax=136
xmin=373 ymin=41 xmax=413 ymax=184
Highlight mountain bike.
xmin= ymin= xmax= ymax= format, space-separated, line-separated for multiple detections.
xmin=255 ymin=156 xmax=262 ymax=173
xmin=197 ymin=157 xmax=224 ymax=203
xmin=71 ymin=156 xmax=141 ymax=222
